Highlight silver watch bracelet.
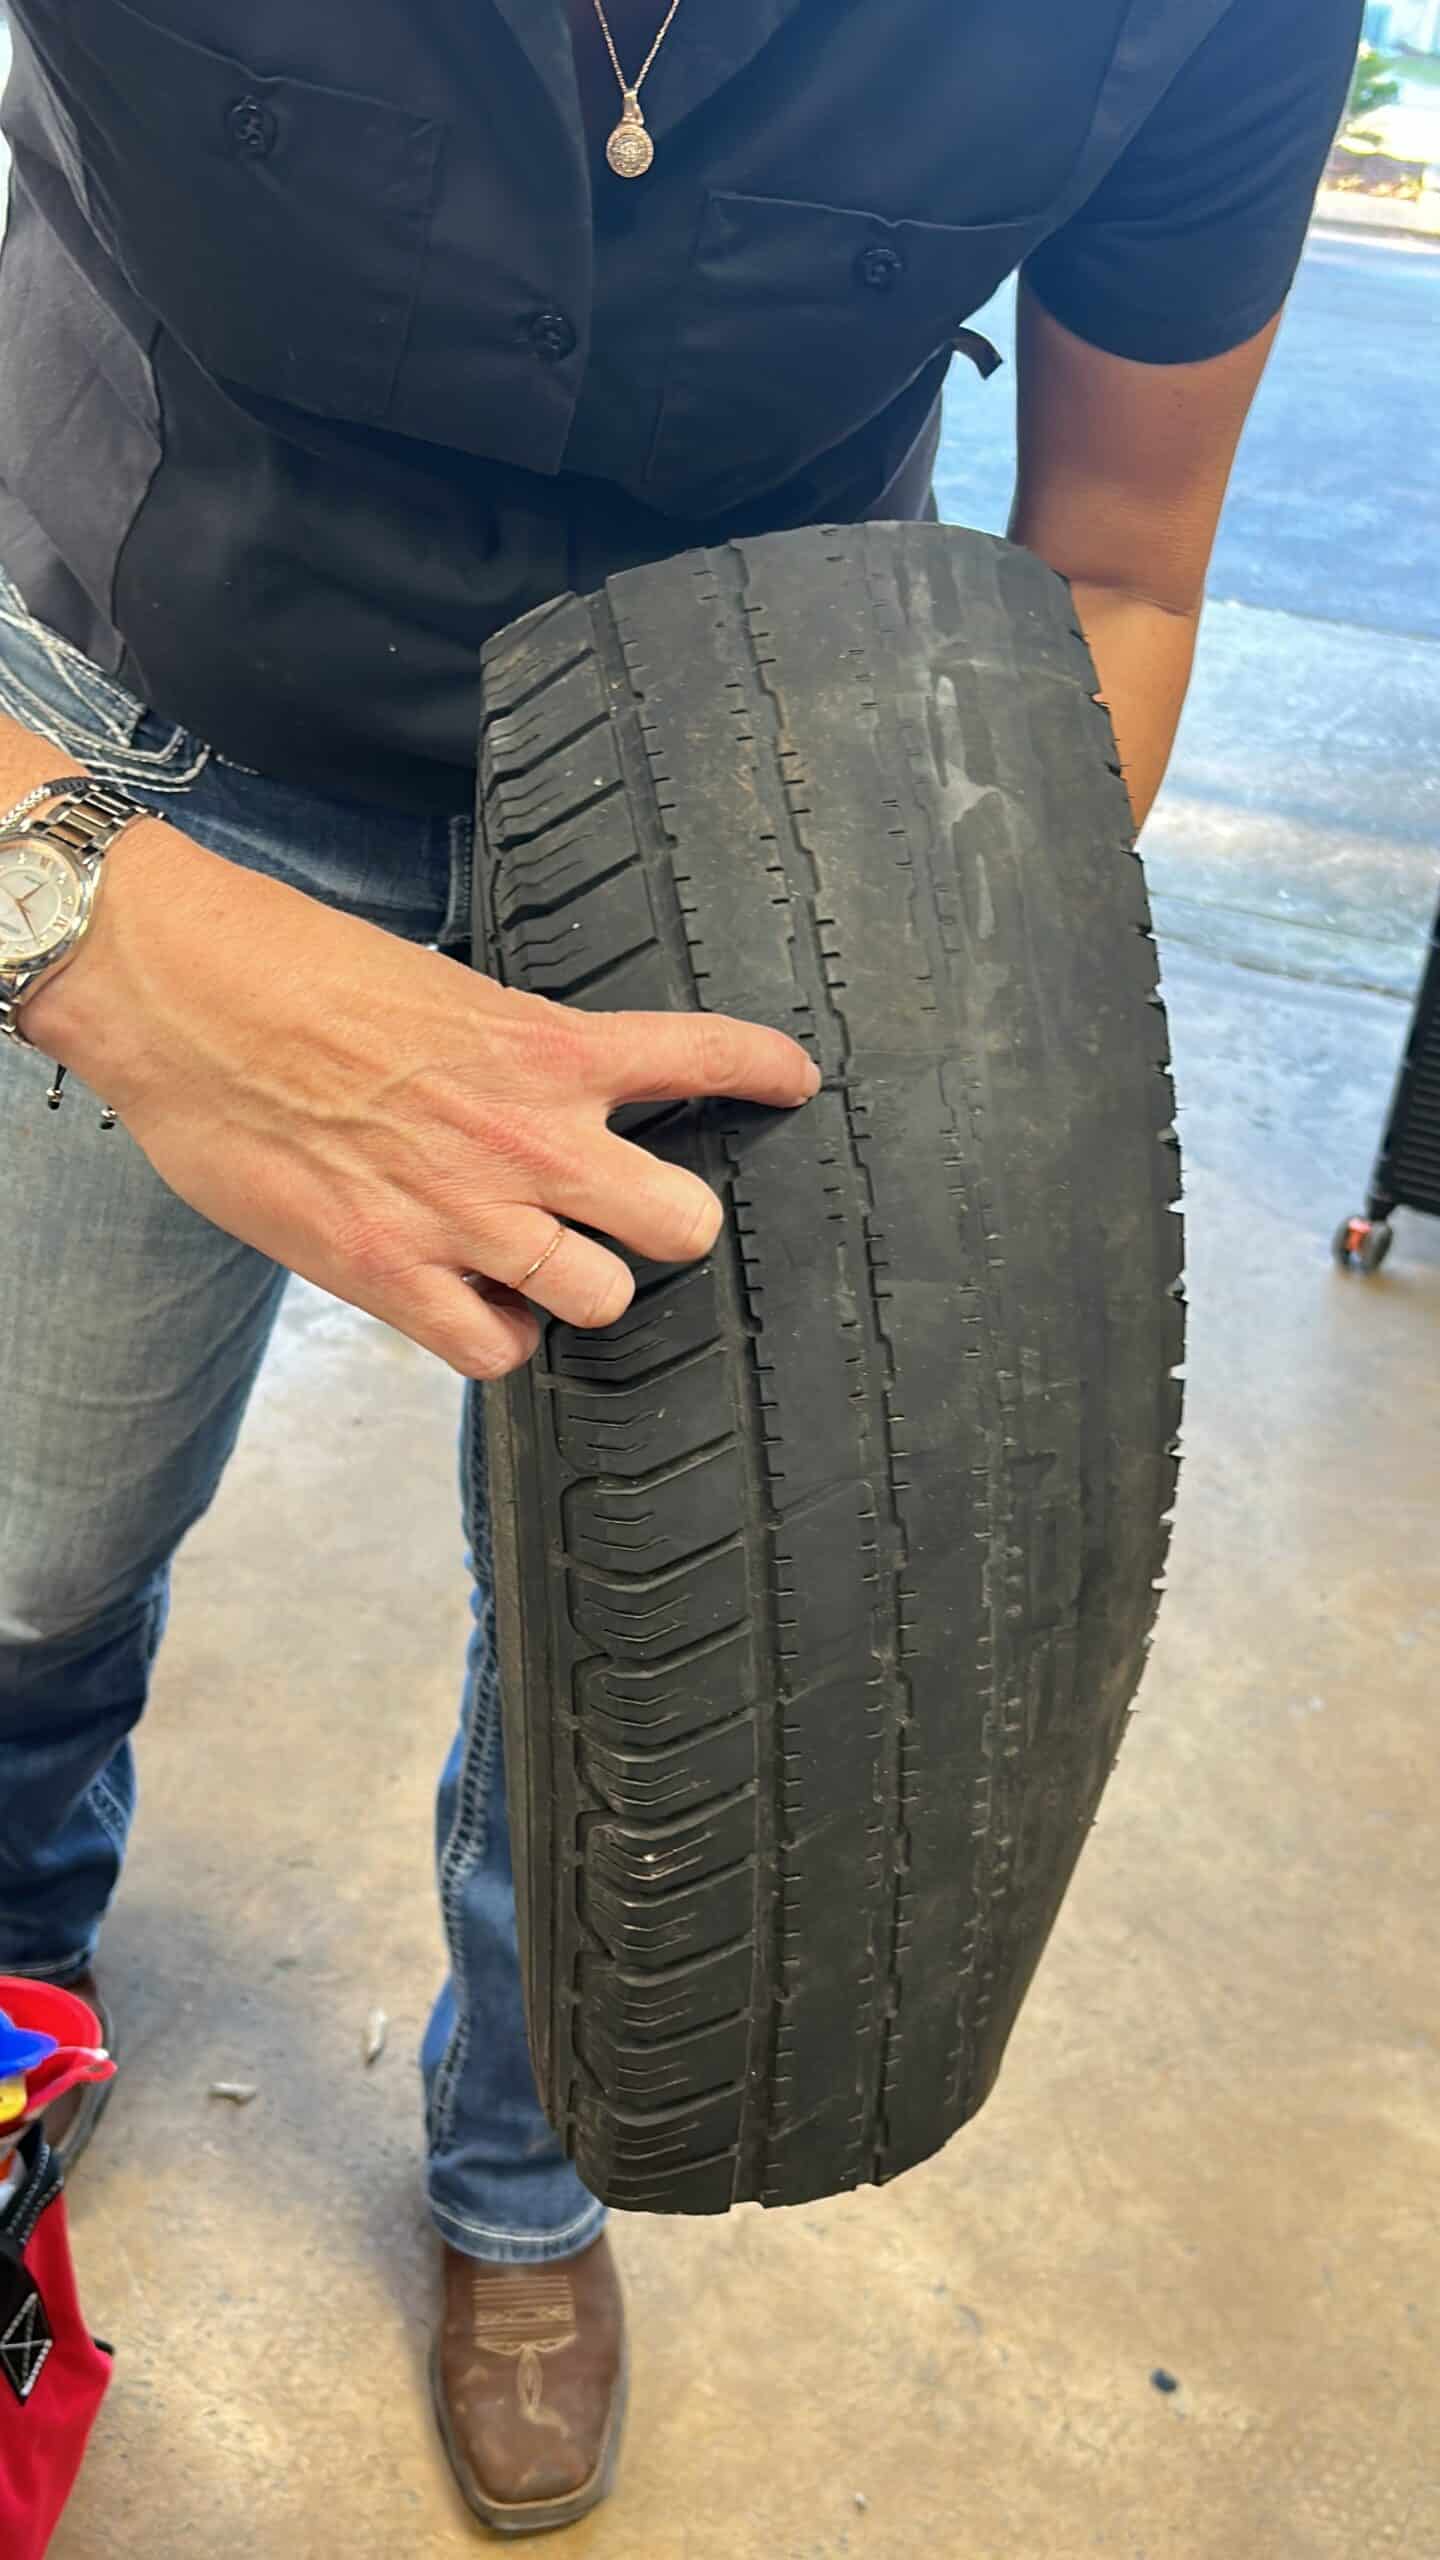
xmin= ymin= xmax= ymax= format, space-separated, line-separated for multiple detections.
xmin=1 ymin=772 xmax=136 ymax=1129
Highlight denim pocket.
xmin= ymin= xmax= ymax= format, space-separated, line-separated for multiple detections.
xmin=0 ymin=560 xmax=212 ymax=794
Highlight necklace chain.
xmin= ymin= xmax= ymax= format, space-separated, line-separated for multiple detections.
xmin=590 ymin=0 xmax=685 ymax=107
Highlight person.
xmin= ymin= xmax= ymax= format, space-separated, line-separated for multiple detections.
xmin=0 ymin=0 xmax=1362 ymax=2535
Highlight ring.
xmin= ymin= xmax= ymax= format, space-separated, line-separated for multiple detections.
xmin=516 ymin=1228 xmax=565 ymax=1288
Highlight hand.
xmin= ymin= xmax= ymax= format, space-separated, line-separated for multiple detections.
xmin=25 ymin=820 xmax=820 ymax=1378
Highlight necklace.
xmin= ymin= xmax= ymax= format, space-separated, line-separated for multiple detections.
xmin=591 ymin=0 xmax=685 ymax=178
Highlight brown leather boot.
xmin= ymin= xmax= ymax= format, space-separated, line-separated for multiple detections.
xmin=432 ymin=2233 xmax=628 ymax=2535
xmin=32 ymin=1970 xmax=116 ymax=2174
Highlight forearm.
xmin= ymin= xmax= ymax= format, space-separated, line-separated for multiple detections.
xmin=1007 ymin=287 xmax=1275 ymax=837
xmin=1065 ymin=583 xmax=1199 ymax=834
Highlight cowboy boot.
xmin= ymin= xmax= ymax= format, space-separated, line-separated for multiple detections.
xmin=432 ymin=2233 xmax=628 ymax=2534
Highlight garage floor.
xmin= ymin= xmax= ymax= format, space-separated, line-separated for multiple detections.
xmin=37 ymin=228 xmax=1440 ymax=2560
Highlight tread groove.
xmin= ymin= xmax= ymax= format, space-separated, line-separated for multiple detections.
xmin=723 ymin=535 xmax=907 ymax=2201
xmin=540 ymin=935 xmax=661 ymax=1003
xmin=499 ymin=854 xmax=640 ymax=929
xmin=487 ymin=707 xmax=610 ymax=784
xmin=496 ymin=774 xmax=626 ymax=852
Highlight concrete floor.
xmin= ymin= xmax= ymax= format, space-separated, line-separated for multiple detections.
xmin=34 ymin=229 xmax=1440 ymax=2560
xmin=48 ymin=940 xmax=1440 ymax=2560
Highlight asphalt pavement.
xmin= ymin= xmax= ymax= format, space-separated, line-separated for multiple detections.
xmin=939 ymin=226 xmax=1440 ymax=998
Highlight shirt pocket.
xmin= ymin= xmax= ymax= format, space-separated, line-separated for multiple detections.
xmin=47 ymin=0 xmax=443 ymax=423
xmin=642 ymin=191 xmax=1043 ymax=519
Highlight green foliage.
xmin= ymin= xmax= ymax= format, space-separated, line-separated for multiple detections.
xmin=1345 ymin=42 xmax=1402 ymax=141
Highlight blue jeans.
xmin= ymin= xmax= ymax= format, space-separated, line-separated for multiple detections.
xmin=0 ymin=563 xmax=605 ymax=2266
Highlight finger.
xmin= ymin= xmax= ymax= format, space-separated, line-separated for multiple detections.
xmin=586 ymin=1008 xmax=819 ymax=1111
xmin=542 ymin=1126 xmax=726 ymax=1269
xmin=384 ymin=1267 xmax=544 ymax=1382
xmin=461 ymin=1205 xmax=637 ymax=1329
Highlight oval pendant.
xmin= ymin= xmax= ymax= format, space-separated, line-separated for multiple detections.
xmin=606 ymin=97 xmax=654 ymax=179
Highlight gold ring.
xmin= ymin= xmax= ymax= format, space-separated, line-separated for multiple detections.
xmin=516 ymin=1229 xmax=565 ymax=1288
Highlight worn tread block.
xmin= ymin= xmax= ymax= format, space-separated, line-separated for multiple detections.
xmin=582 ymin=1713 xmax=756 ymax=1822
xmin=577 ymin=2086 xmax=744 ymax=2167
xmin=549 ymin=1268 xmax=720 ymax=1392
xmin=552 ymin=1349 xmax=734 ymax=1479
xmin=576 ymin=2012 xmax=750 ymax=2109
xmin=587 ymin=1795 xmax=755 ymax=1901
xmin=486 ymin=654 xmax=609 ymax=781
xmin=502 ymin=858 xmax=659 ymax=1001
xmin=762 ymin=2102 xmax=869 ymax=2206
xmin=563 ymin=1443 xmax=745 ymax=1575
xmin=477 ymin=596 xmax=591 ymax=717
xmin=548 ymin=943 xmax=688 ymax=1017
xmin=576 ymin=1628 xmax=755 ymax=1751
xmin=583 ymin=1860 xmax=754 ymax=1970
xmin=579 ymin=1941 xmax=755 ymax=2045
xmin=488 ymin=713 xmax=622 ymax=842
xmin=569 ymin=1544 xmax=749 ymax=1665
xmin=494 ymin=795 xmax=641 ymax=928
xmin=573 ymin=2140 xmax=738 ymax=2214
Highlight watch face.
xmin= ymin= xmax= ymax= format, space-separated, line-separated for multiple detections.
xmin=0 ymin=842 xmax=84 ymax=967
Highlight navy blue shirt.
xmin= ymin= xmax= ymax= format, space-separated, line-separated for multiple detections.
xmin=0 ymin=0 xmax=1362 ymax=811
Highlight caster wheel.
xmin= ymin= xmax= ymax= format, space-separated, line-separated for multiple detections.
xmin=1334 ymin=1216 xmax=1393 ymax=1272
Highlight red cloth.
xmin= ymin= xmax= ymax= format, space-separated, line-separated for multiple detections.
xmin=1 ymin=1976 xmax=114 ymax=2556
xmin=0 ymin=2148 xmax=113 ymax=2556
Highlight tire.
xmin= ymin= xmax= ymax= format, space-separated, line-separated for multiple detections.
xmin=472 ymin=523 xmax=1184 ymax=2215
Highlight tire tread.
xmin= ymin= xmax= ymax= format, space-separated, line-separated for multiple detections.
xmin=475 ymin=524 xmax=1183 ymax=2211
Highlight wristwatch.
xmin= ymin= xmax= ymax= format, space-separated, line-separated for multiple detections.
xmin=0 ymin=775 xmax=156 ymax=1117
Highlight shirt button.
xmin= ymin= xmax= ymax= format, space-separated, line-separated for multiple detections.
xmin=528 ymin=308 xmax=578 ymax=364
xmin=226 ymin=95 xmax=278 ymax=157
xmin=855 ymin=242 xmax=905 ymax=293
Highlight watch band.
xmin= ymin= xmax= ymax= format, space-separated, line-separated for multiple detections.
xmin=0 ymin=774 xmax=158 ymax=1124
xmin=0 ymin=774 xmax=97 ymax=836
xmin=14 ymin=774 xmax=149 ymax=863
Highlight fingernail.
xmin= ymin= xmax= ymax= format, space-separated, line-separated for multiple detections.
xmin=793 ymin=1063 xmax=822 ymax=1102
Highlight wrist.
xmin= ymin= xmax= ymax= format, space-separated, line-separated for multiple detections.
xmin=18 ymin=812 xmax=197 ymax=1104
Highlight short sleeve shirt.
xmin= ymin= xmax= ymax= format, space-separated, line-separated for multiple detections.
xmin=0 ymin=0 xmax=1362 ymax=812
